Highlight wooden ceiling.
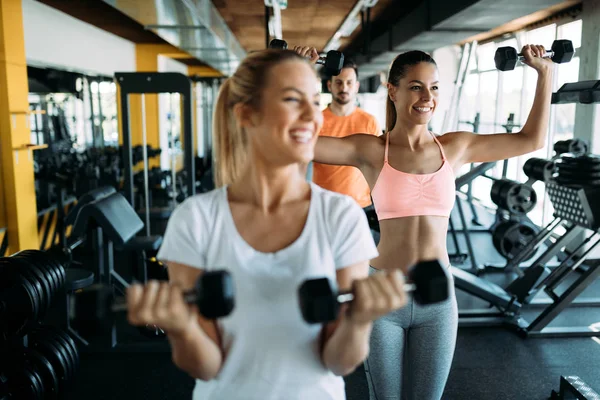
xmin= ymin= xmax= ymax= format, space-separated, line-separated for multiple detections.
xmin=213 ymin=0 xmax=395 ymax=53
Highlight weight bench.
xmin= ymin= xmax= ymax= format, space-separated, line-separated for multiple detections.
xmin=68 ymin=191 xmax=164 ymax=349
xmin=452 ymin=266 xmax=522 ymax=315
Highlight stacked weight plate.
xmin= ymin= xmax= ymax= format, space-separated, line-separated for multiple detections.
xmin=555 ymin=154 xmax=600 ymax=188
xmin=0 ymin=325 xmax=79 ymax=400
xmin=0 ymin=250 xmax=79 ymax=400
xmin=0 ymin=251 xmax=66 ymax=340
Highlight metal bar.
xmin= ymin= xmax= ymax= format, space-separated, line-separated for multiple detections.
xmin=527 ymin=297 xmax=600 ymax=307
xmin=120 ymin=89 xmax=134 ymax=205
xmin=454 ymin=194 xmax=481 ymax=272
xmin=526 ymin=261 xmax=600 ymax=334
xmin=455 ymin=162 xmax=497 ymax=188
xmin=448 ymin=212 xmax=462 ymax=256
xmin=525 ymin=327 xmax=600 ymax=338
xmin=141 ymin=94 xmax=151 ymax=237
xmin=183 ymin=82 xmax=195 ymax=198
xmin=528 ymin=225 xmax=584 ymax=278
xmin=544 ymin=235 xmax=600 ymax=292
xmin=504 ymin=217 xmax=562 ymax=271
xmin=144 ymin=24 xmax=207 ymax=30
xmin=96 ymin=81 xmax=105 ymax=147
xmin=88 ymin=78 xmax=97 ymax=148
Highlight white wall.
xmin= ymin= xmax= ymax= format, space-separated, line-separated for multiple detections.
xmin=22 ymin=0 xmax=136 ymax=76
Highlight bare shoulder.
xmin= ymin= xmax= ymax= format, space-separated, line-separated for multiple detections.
xmin=437 ymin=130 xmax=473 ymax=149
xmin=351 ymin=133 xmax=385 ymax=167
xmin=435 ymin=131 xmax=475 ymax=165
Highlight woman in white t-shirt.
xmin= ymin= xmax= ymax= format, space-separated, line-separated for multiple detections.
xmin=125 ymin=49 xmax=407 ymax=400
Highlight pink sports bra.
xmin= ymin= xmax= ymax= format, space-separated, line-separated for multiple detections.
xmin=371 ymin=132 xmax=456 ymax=220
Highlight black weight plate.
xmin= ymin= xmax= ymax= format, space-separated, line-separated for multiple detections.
xmin=12 ymin=257 xmax=53 ymax=319
xmin=558 ymin=168 xmax=600 ymax=179
xmin=492 ymin=221 xmax=538 ymax=261
xmin=26 ymin=347 xmax=59 ymax=400
xmin=18 ymin=250 xmax=62 ymax=295
xmin=46 ymin=254 xmax=66 ymax=291
xmin=30 ymin=328 xmax=70 ymax=392
xmin=9 ymin=258 xmax=49 ymax=320
xmin=45 ymin=328 xmax=77 ymax=382
xmin=557 ymin=176 xmax=600 ymax=187
xmin=28 ymin=254 xmax=61 ymax=303
xmin=34 ymin=249 xmax=66 ymax=291
xmin=559 ymin=155 xmax=600 ymax=167
xmin=46 ymin=326 xmax=80 ymax=372
xmin=556 ymin=162 xmax=600 ymax=174
xmin=506 ymin=184 xmax=537 ymax=215
xmin=16 ymin=251 xmax=57 ymax=296
xmin=0 ymin=261 xmax=37 ymax=339
xmin=14 ymin=362 xmax=45 ymax=400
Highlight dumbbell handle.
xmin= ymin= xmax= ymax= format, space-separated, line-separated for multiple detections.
xmin=111 ymin=290 xmax=198 ymax=312
xmin=515 ymin=50 xmax=554 ymax=62
xmin=336 ymin=283 xmax=417 ymax=304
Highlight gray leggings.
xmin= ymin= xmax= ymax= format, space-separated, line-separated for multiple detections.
xmin=365 ymin=266 xmax=458 ymax=400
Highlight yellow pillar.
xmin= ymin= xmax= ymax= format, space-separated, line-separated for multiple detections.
xmin=0 ymin=0 xmax=39 ymax=252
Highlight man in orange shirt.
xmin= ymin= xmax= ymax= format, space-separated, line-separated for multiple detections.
xmin=312 ymin=59 xmax=382 ymax=209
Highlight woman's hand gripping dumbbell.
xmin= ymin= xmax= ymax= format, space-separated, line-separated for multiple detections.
xmin=298 ymin=260 xmax=449 ymax=324
xmin=72 ymin=271 xmax=235 ymax=336
xmin=124 ymin=271 xmax=235 ymax=334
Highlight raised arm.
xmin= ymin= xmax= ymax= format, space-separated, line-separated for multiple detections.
xmin=314 ymin=134 xmax=373 ymax=167
xmin=457 ymin=45 xmax=554 ymax=165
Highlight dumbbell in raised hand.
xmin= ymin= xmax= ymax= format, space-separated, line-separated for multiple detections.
xmin=298 ymin=260 xmax=449 ymax=324
xmin=71 ymin=270 xmax=235 ymax=334
xmin=494 ymin=39 xmax=574 ymax=71
xmin=269 ymin=39 xmax=345 ymax=76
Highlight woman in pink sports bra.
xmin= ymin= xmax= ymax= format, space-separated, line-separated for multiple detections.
xmin=297 ymin=44 xmax=553 ymax=400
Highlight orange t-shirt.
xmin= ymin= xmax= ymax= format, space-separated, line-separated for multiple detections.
xmin=313 ymin=107 xmax=381 ymax=208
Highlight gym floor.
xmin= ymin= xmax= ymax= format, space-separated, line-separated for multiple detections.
xmin=63 ymin=200 xmax=600 ymax=400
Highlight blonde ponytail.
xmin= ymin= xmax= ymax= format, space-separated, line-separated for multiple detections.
xmin=212 ymin=79 xmax=248 ymax=187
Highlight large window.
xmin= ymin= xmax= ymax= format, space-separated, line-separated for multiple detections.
xmin=456 ymin=19 xmax=582 ymax=226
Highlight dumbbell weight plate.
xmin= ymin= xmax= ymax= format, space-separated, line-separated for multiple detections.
xmin=29 ymin=329 xmax=71 ymax=392
xmin=21 ymin=252 xmax=60 ymax=299
xmin=45 ymin=328 xmax=77 ymax=383
xmin=490 ymin=179 xmax=510 ymax=209
xmin=10 ymin=257 xmax=53 ymax=319
xmin=47 ymin=326 xmax=80 ymax=373
xmin=18 ymin=250 xmax=65 ymax=294
xmin=0 ymin=262 xmax=39 ymax=339
xmin=505 ymin=184 xmax=537 ymax=215
xmin=14 ymin=363 xmax=45 ymax=400
xmin=0 ymin=259 xmax=43 ymax=324
xmin=492 ymin=221 xmax=539 ymax=261
xmin=26 ymin=347 xmax=60 ymax=400
xmin=523 ymin=158 xmax=555 ymax=181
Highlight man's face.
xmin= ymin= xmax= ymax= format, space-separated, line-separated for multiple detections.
xmin=327 ymin=67 xmax=359 ymax=105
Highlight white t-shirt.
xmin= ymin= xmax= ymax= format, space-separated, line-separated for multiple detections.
xmin=156 ymin=182 xmax=378 ymax=400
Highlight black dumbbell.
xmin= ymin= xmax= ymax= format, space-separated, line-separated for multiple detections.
xmin=554 ymin=138 xmax=589 ymax=157
xmin=494 ymin=39 xmax=574 ymax=71
xmin=298 ymin=260 xmax=449 ymax=324
xmin=71 ymin=270 xmax=235 ymax=334
xmin=269 ymin=39 xmax=345 ymax=76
